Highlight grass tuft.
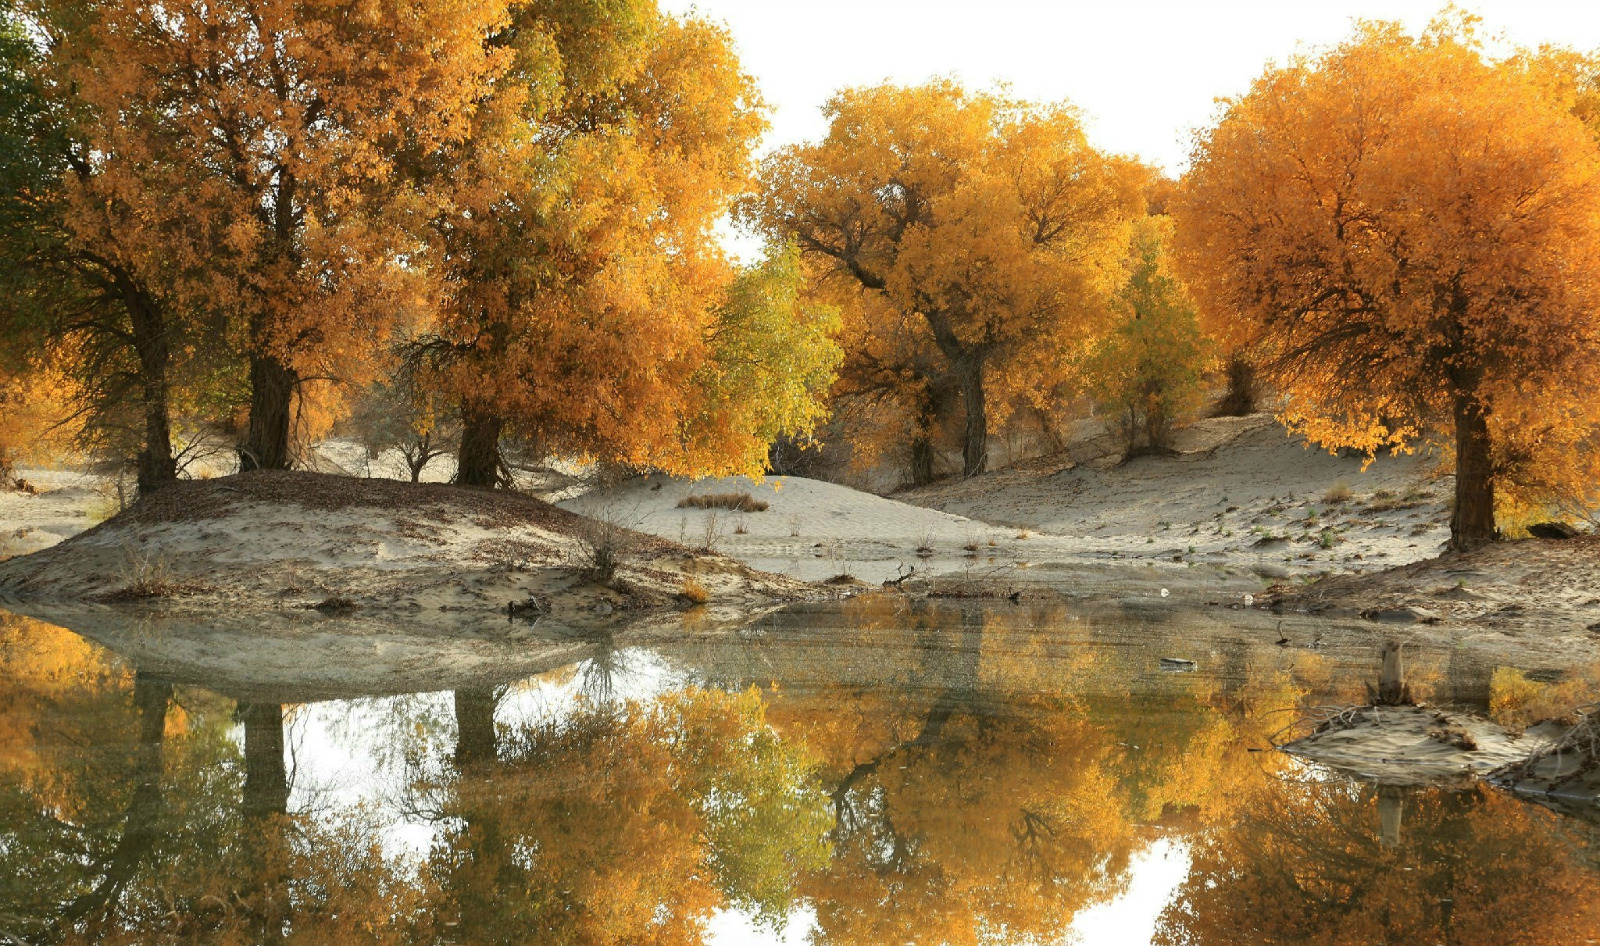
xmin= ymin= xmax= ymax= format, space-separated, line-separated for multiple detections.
xmin=678 ymin=492 xmax=769 ymax=513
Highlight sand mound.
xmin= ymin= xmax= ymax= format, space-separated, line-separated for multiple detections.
xmin=1267 ymin=535 xmax=1600 ymax=634
xmin=1280 ymin=704 xmax=1550 ymax=785
xmin=560 ymin=473 xmax=1027 ymax=585
xmin=0 ymin=471 xmax=814 ymax=630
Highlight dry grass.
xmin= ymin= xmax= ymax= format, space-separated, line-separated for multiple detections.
xmin=677 ymin=492 xmax=769 ymax=513
xmin=1322 ymin=481 xmax=1352 ymax=505
xmin=678 ymin=578 xmax=710 ymax=606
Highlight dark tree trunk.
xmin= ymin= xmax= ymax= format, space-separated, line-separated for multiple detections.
xmin=127 ymin=297 xmax=177 ymax=494
xmin=958 ymin=357 xmax=987 ymax=477
xmin=455 ymin=409 xmax=504 ymax=489
xmin=1449 ymin=391 xmax=1496 ymax=552
xmin=240 ymin=702 xmax=290 ymax=820
xmin=240 ymin=355 xmax=297 ymax=472
xmin=910 ymin=436 xmax=936 ymax=487
xmin=454 ymin=688 xmax=500 ymax=768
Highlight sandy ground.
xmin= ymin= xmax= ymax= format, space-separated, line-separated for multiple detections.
xmin=4 ymin=413 xmax=1597 ymax=673
xmin=1280 ymin=704 xmax=1556 ymax=785
xmin=898 ymin=414 xmax=1454 ymax=575
xmin=560 ymin=414 xmax=1456 ymax=598
xmin=0 ymin=472 xmax=815 ymax=635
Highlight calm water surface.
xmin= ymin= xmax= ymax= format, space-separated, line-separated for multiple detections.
xmin=2 ymin=597 xmax=1597 ymax=944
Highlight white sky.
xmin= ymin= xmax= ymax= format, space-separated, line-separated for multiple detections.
xmin=661 ymin=0 xmax=1600 ymax=175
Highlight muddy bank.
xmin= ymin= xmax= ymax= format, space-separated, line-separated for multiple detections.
xmin=0 ymin=472 xmax=817 ymax=628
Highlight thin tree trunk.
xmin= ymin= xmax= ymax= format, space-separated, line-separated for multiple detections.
xmin=959 ymin=356 xmax=987 ymax=477
xmin=455 ymin=409 xmax=504 ymax=489
xmin=1449 ymin=391 xmax=1495 ymax=552
xmin=910 ymin=436 xmax=936 ymax=487
xmin=240 ymin=355 xmax=297 ymax=472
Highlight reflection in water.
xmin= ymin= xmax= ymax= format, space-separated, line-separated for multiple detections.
xmin=2 ymin=603 xmax=1599 ymax=944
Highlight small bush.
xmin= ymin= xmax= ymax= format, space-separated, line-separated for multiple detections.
xmin=575 ymin=514 xmax=637 ymax=584
xmin=1322 ymin=482 xmax=1352 ymax=505
xmin=679 ymin=578 xmax=710 ymax=606
xmin=678 ymin=492 xmax=769 ymax=513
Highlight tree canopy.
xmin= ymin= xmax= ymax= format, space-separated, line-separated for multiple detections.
xmin=1173 ymin=14 xmax=1600 ymax=548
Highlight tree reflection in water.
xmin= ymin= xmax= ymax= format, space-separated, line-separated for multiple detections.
xmin=416 ymin=684 xmax=832 ymax=945
xmin=3 ymin=604 xmax=1600 ymax=944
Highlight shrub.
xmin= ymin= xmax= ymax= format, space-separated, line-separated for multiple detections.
xmin=574 ymin=514 xmax=637 ymax=584
xmin=1322 ymin=482 xmax=1352 ymax=504
xmin=677 ymin=491 xmax=769 ymax=513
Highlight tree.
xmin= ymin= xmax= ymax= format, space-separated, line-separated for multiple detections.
xmin=23 ymin=0 xmax=512 ymax=474
xmin=0 ymin=9 xmax=190 ymax=493
xmin=744 ymin=80 xmax=1143 ymax=479
xmin=1172 ymin=16 xmax=1600 ymax=550
xmin=425 ymin=1 xmax=797 ymax=488
xmin=1088 ymin=216 xmax=1212 ymax=456
xmin=685 ymin=242 xmax=843 ymax=477
xmin=340 ymin=376 xmax=458 ymax=482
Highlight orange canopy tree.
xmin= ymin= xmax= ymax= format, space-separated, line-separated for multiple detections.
xmin=421 ymin=1 xmax=836 ymax=487
xmin=1172 ymin=17 xmax=1600 ymax=550
xmin=37 ymin=0 xmax=513 ymax=472
xmin=744 ymin=81 xmax=1143 ymax=480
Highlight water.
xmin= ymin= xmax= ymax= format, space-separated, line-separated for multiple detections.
xmin=2 ymin=597 xmax=1597 ymax=944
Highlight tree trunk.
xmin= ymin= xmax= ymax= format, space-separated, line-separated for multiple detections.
xmin=910 ymin=436 xmax=936 ymax=487
xmin=240 ymin=355 xmax=297 ymax=472
xmin=1449 ymin=391 xmax=1495 ymax=552
xmin=240 ymin=702 xmax=289 ymax=820
xmin=454 ymin=688 xmax=500 ymax=767
xmin=127 ymin=297 xmax=177 ymax=494
xmin=455 ymin=409 xmax=504 ymax=489
xmin=959 ymin=357 xmax=987 ymax=477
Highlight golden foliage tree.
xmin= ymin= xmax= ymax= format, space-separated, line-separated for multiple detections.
xmin=1172 ymin=15 xmax=1600 ymax=550
xmin=424 ymin=1 xmax=828 ymax=487
xmin=21 ymin=0 xmax=512 ymax=474
xmin=744 ymin=80 xmax=1143 ymax=481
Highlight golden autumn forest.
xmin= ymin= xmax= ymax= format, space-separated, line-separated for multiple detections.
xmin=0 ymin=2 xmax=1596 ymax=552
xmin=11 ymin=2 xmax=1600 ymax=944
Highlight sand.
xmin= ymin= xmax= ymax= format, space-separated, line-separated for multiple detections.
xmin=0 ymin=472 xmax=816 ymax=636
xmin=4 ymin=413 xmax=1598 ymax=671
xmin=1280 ymin=704 xmax=1553 ymax=785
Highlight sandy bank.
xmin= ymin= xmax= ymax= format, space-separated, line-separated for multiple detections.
xmin=1265 ymin=535 xmax=1600 ymax=637
xmin=0 ymin=471 xmax=816 ymax=631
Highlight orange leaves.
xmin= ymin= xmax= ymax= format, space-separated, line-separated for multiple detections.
xmin=430 ymin=3 xmax=783 ymax=478
xmin=744 ymin=80 xmax=1144 ymax=478
xmin=1173 ymin=19 xmax=1600 ymax=537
